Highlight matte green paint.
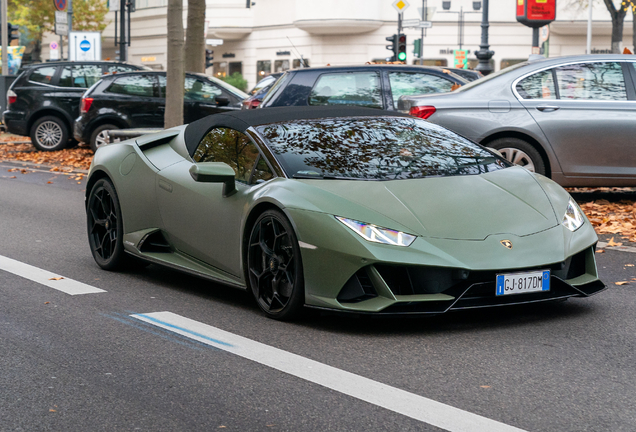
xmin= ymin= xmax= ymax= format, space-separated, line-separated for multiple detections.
xmin=87 ymin=127 xmax=601 ymax=313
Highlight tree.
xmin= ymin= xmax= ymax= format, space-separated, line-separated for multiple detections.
xmin=8 ymin=0 xmax=109 ymax=61
xmin=165 ymin=0 xmax=185 ymax=128
xmin=602 ymin=0 xmax=628 ymax=52
xmin=184 ymin=0 xmax=206 ymax=73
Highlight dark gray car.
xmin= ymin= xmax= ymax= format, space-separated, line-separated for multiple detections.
xmin=398 ymin=55 xmax=636 ymax=187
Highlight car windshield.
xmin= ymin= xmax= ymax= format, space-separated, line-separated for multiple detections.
xmin=455 ymin=61 xmax=529 ymax=92
xmin=206 ymin=75 xmax=249 ymax=99
xmin=256 ymin=117 xmax=508 ymax=180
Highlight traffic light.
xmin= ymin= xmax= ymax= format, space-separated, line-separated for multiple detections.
xmin=205 ymin=49 xmax=214 ymax=68
xmin=385 ymin=34 xmax=397 ymax=62
xmin=1 ymin=23 xmax=19 ymax=44
xmin=397 ymin=34 xmax=407 ymax=62
xmin=413 ymin=38 xmax=421 ymax=58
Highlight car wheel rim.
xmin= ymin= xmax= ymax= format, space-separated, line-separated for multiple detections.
xmin=498 ymin=147 xmax=535 ymax=172
xmin=88 ymin=185 xmax=118 ymax=261
xmin=35 ymin=121 xmax=63 ymax=149
xmin=95 ymin=130 xmax=114 ymax=148
xmin=248 ymin=216 xmax=295 ymax=314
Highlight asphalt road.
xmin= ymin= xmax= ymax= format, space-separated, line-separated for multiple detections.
xmin=1 ymin=166 xmax=635 ymax=432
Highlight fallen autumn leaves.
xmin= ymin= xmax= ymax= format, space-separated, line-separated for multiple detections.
xmin=0 ymin=142 xmax=93 ymax=171
xmin=578 ymin=200 xmax=636 ymax=244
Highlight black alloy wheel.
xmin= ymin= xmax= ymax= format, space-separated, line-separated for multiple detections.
xmin=247 ymin=210 xmax=304 ymax=320
xmin=87 ymin=178 xmax=127 ymax=270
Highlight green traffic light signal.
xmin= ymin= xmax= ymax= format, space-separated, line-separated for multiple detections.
xmin=397 ymin=51 xmax=407 ymax=61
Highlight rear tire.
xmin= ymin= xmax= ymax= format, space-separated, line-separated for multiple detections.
xmin=30 ymin=115 xmax=69 ymax=151
xmin=90 ymin=124 xmax=119 ymax=152
xmin=488 ymin=137 xmax=546 ymax=176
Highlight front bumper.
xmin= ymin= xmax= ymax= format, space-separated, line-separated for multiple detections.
xmin=287 ymin=208 xmax=604 ymax=314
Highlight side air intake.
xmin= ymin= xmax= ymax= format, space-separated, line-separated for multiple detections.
xmin=138 ymin=230 xmax=171 ymax=253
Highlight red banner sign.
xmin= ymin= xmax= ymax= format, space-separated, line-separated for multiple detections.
xmin=527 ymin=0 xmax=555 ymax=21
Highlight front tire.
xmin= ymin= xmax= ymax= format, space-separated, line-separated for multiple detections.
xmin=488 ymin=137 xmax=546 ymax=176
xmin=87 ymin=178 xmax=127 ymax=270
xmin=90 ymin=124 xmax=119 ymax=152
xmin=247 ymin=210 xmax=305 ymax=320
xmin=30 ymin=115 xmax=69 ymax=151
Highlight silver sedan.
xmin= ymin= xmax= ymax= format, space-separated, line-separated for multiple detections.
xmin=398 ymin=54 xmax=636 ymax=187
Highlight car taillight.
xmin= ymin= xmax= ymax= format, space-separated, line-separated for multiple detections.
xmin=7 ymin=89 xmax=16 ymax=105
xmin=80 ymin=97 xmax=93 ymax=114
xmin=409 ymin=105 xmax=436 ymax=119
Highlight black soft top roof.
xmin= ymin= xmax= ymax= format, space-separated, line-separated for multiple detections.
xmin=184 ymin=106 xmax=412 ymax=156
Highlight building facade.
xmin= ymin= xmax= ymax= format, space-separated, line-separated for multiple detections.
xmin=42 ymin=0 xmax=635 ymax=90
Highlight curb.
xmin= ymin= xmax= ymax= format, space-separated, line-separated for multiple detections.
xmin=0 ymin=160 xmax=89 ymax=174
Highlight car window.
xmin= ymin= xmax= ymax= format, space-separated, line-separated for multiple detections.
xmin=193 ymin=128 xmax=260 ymax=183
xmin=249 ymin=75 xmax=276 ymax=95
xmin=251 ymin=156 xmax=274 ymax=184
xmin=107 ymin=65 xmax=139 ymax=74
xmin=59 ymin=65 xmax=102 ymax=88
xmin=29 ymin=66 xmax=58 ymax=85
xmin=309 ymin=72 xmax=382 ymax=109
xmin=257 ymin=117 xmax=507 ymax=180
xmin=515 ymin=69 xmax=556 ymax=99
xmin=388 ymin=72 xmax=455 ymax=106
xmin=184 ymin=77 xmax=222 ymax=102
xmin=107 ymin=75 xmax=156 ymax=97
xmin=555 ymin=62 xmax=626 ymax=101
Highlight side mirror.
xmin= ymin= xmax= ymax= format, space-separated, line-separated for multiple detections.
xmin=189 ymin=162 xmax=236 ymax=197
xmin=215 ymin=96 xmax=230 ymax=107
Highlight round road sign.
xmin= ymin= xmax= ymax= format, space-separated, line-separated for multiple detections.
xmin=80 ymin=40 xmax=91 ymax=52
xmin=54 ymin=0 xmax=67 ymax=11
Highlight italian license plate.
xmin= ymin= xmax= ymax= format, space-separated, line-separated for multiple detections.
xmin=496 ymin=270 xmax=550 ymax=296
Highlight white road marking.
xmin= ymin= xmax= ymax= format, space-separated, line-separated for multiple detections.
xmin=133 ymin=311 xmax=527 ymax=432
xmin=0 ymin=255 xmax=106 ymax=295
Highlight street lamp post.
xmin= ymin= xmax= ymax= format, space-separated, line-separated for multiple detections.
xmin=474 ymin=0 xmax=494 ymax=75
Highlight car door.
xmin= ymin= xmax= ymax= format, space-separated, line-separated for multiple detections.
xmin=517 ymin=61 xmax=636 ymax=179
xmin=155 ymin=127 xmax=273 ymax=277
xmin=55 ymin=63 xmax=103 ymax=120
xmin=385 ymin=70 xmax=459 ymax=110
xmin=105 ymin=74 xmax=164 ymax=128
xmin=182 ymin=76 xmax=233 ymax=122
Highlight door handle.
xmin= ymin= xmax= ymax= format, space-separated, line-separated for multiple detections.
xmin=536 ymin=105 xmax=560 ymax=112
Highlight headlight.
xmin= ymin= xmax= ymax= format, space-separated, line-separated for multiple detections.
xmin=561 ymin=198 xmax=585 ymax=232
xmin=335 ymin=216 xmax=416 ymax=247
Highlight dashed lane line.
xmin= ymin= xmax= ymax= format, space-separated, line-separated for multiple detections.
xmin=0 ymin=254 xmax=106 ymax=295
xmin=133 ymin=311 xmax=528 ymax=432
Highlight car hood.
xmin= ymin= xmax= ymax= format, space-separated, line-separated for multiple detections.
xmin=291 ymin=167 xmax=558 ymax=240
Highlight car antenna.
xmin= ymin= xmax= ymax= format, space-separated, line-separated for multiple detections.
xmin=287 ymin=37 xmax=307 ymax=67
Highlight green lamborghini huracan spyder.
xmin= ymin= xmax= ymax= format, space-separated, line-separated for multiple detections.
xmin=85 ymin=106 xmax=605 ymax=320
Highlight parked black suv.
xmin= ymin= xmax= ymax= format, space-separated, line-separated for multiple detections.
xmin=3 ymin=61 xmax=145 ymax=151
xmin=259 ymin=64 xmax=467 ymax=110
xmin=74 ymin=71 xmax=248 ymax=151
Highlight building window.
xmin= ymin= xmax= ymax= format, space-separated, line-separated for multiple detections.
xmin=134 ymin=0 xmax=167 ymax=8
xmin=214 ymin=61 xmax=228 ymax=78
xmin=274 ymin=59 xmax=290 ymax=73
xmin=257 ymin=60 xmax=271 ymax=81
xmin=229 ymin=62 xmax=243 ymax=76
xmin=293 ymin=58 xmax=309 ymax=68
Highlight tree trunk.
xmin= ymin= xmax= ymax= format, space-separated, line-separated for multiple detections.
xmin=185 ymin=0 xmax=206 ymax=73
xmin=602 ymin=0 xmax=627 ymax=53
xmin=165 ymin=0 xmax=185 ymax=129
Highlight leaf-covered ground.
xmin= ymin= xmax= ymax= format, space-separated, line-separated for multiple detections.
xmin=1 ymin=135 xmax=635 ymax=244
